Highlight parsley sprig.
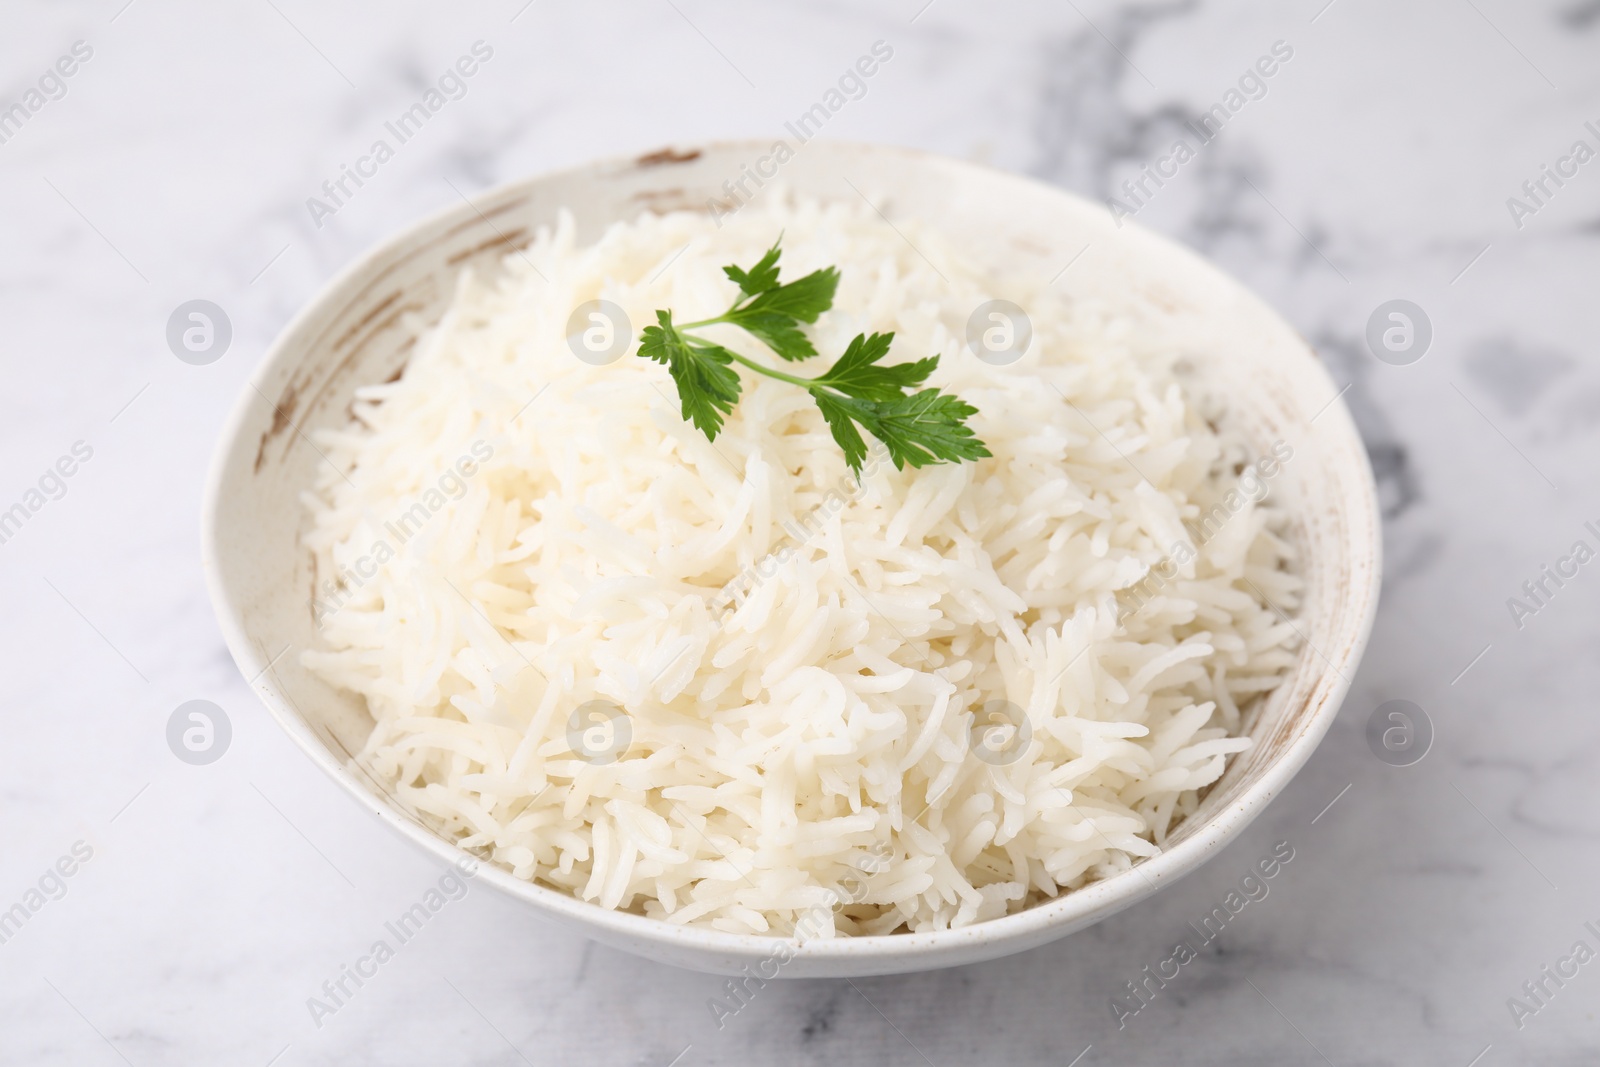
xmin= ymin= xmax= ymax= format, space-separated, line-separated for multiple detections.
xmin=638 ymin=239 xmax=990 ymax=476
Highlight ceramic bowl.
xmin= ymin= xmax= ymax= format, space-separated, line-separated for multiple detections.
xmin=202 ymin=140 xmax=1380 ymax=977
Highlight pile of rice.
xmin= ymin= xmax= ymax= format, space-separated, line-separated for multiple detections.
xmin=300 ymin=195 xmax=1301 ymax=937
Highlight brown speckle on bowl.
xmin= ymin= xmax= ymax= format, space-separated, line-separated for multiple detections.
xmin=636 ymin=147 xmax=702 ymax=167
xmin=333 ymin=290 xmax=402 ymax=353
xmin=252 ymin=380 xmax=301 ymax=473
xmin=446 ymin=228 xmax=531 ymax=265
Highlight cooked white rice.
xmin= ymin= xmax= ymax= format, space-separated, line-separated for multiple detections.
xmin=300 ymin=195 xmax=1302 ymax=937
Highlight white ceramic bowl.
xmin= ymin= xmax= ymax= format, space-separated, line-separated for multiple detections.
xmin=203 ymin=140 xmax=1381 ymax=977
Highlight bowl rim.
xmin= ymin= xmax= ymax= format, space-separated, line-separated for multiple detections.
xmin=202 ymin=138 xmax=1382 ymax=965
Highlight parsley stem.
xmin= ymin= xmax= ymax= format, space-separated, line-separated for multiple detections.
xmin=675 ymin=301 xmax=748 ymax=331
xmin=676 ymin=322 xmax=824 ymax=391
xmin=719 ymin=346 xmax=820 ymax=391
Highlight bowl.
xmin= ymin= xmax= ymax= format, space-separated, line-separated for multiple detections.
xmin=202 ymin=140 xmax=1381 ymax=977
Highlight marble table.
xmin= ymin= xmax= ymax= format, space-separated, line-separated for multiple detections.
xmin=2 ymin=0 xmax=1596 ymax=1062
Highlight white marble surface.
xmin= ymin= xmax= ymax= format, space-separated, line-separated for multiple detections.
xmin=2 ymin=0 xmax=1598 ymax=1063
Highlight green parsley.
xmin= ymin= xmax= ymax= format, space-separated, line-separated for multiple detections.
xmin=638 ymin=238 xmax=991 ymax=476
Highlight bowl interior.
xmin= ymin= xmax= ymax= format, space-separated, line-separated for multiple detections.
xmin=204 ymin=141 xmax=1379 ymax=976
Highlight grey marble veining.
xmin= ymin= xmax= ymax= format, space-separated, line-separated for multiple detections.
xmin=2 ymin=0 xmax=1598 ymax=1063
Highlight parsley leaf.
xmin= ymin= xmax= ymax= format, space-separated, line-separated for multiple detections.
xmin=638 ymin=310 xmax=742 ymax=440
xmin=810 ymin=388 xmax=990 ymax=473
xmin=812 ymin=332 xmax=938 ymax=402
xmin=845 ymin=389 xmax=992 ymax=470
xmin=722 ymin=240 xmax=782 ymax=296
xmin=720 ymin=309 xmax=815 ymax=363
xmin=812 ymin=392 xmax=872 ymax=475
xmin=733 ymin=266 xmax=839 ymax=324
xmin=638 ymin=239 xmax=989 ymax=476
xmin=715 ymin=242 xmax=840 ymax=362
xmin=723 ymin=268 xmax=839 ymax=362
